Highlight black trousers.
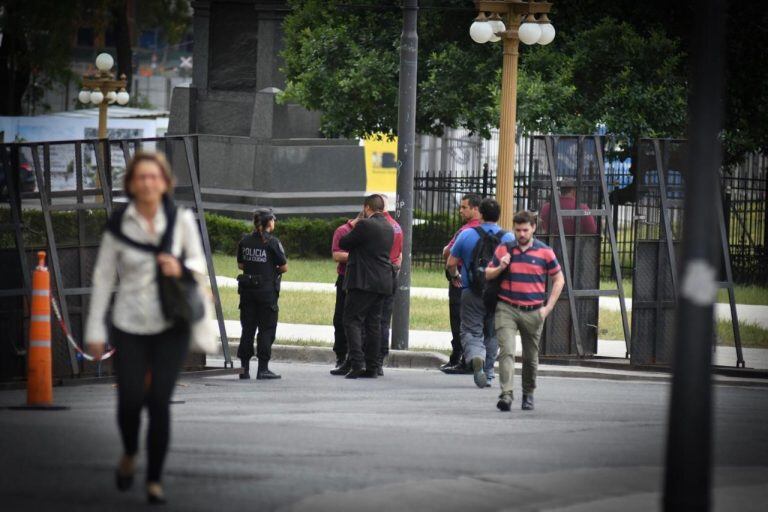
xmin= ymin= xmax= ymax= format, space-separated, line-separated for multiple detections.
xmin=449 ymin=284 xmax=463 ymax=364
xmin=343 ymin=289 xmax=385 ymax=370
xmin=111 ymin=322 xmax=189 ymax=483
xmin=377 ymin=275 xmax=397 ymax=363
xmin=332 ymin=274 xmax=347 ymax=361
xmin=237 ymin=294 xmax=279 ymax=362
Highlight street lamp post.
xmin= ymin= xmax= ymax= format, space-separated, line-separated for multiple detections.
xmin=470 ymin=1 xmax=555 ymax=228
xmin=77 ymin=53 xmax=130 ymax=196
xmin=77 ymin=53 xmax=131 ymax=140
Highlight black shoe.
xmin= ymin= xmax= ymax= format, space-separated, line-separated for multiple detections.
xmin=441 ymin=362 xmax=468 ymax=374
xmin=522 ymin=394 xmax=534 ymax=411
xmin=330 ymin=362 xmax=351 ymax=376
xmin=345 ymin=368 xmax=366 ymax=379
xmin=115 ymin=469 xmax=134 ymax=492
xmin=239 ymin=371 xmax=250 ymax=380
xmin=256 ymin=369 xmax=282 ymax=380
xmin=334 ymin=358 xmax=347 ymax=368
xmin=359 ymin=369 xmax=378 ymax=379
xmin=497 ymin=392 xmax=513 ymax=412
xmin=377 ymin=367 xmax=384 ymax=376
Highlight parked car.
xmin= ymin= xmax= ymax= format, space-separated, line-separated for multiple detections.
xmin=0 ymin=150 xmax=36 ymax=196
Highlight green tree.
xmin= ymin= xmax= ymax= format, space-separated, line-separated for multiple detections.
xmin=281 ymin=0 xmax=500 ymax=139
xmin=0 ymin=0 xmax=81 ymax=115
xmin=0 ymin=0 xmax=191 ymax=115
xmin=282 ymin=0 xmax=766 ymax=165
xmin=516 ymin=18 xmax=687 ymax=145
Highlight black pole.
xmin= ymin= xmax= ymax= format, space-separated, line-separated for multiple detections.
xmin=663 ymin=0 xmax=726 ymax=509
xmin=391 ymin=0 xmax=418 ymax=351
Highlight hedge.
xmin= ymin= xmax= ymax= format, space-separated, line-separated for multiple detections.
xmin=0 ymin=208 xmax=349 ymax=259
xmin=183 ymin=213 xmax=349 ymax=258
xmin=1 ymin=208 xmax=440 ymax=261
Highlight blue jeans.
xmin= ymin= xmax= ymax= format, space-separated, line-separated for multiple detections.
xmin=459 ymin=289 xmax=498 ymax=379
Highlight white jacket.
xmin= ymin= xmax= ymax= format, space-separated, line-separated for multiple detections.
xmin=85 ymin=202 xmax=206 ymax=344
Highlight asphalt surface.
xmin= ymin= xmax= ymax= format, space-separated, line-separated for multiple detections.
xmin=1 ymin=363 xmax=767 ymax=511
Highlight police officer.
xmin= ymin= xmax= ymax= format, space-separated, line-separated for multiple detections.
xmin=236 ymin=208 xmax=288 ymax=380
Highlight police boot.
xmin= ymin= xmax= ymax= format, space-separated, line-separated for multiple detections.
xmin=239 ymin=358 xmax=251 ymax=380
xmin=256 ymin=360 xmax=281 ymax=380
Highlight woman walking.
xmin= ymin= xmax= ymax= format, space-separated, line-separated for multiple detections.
xmin=86 ymin=151 xmax=206 ymax=504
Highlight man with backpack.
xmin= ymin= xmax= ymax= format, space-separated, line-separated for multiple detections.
xmin=485 ymin=210 xmax=564 ymax=411
xmin=446 ymin=198 xmax=515 ymax=389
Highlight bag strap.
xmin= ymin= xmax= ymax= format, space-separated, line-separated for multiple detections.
xmin=159 ymin=195 xmax=178 ymax=254
xmin=104 ymin=196 xmax=179 ymax=255
xmin=473 ymin=226 xmax=488 ymax=240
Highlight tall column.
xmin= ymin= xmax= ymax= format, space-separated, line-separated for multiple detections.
xmin=496 ymin=28 xmax=520 ymax=228
xmin=663 ymin=0 xmax=725 ymax=509
xmin=191 ymin=1 xmax=211 ymax=91
xmin=97 ymin=100 xmax=108 ymax=139
xmin=391 ymin=0 xmax=418 ymax=351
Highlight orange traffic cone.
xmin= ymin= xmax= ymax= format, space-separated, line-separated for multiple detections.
xmin=10 ymin=251 xmax=67 ymax=410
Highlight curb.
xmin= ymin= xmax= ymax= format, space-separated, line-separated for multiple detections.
xmin=218 ymin=343 xmax=768 ymax=387
xmin=224 ymin=342 xmax=448 ymax=369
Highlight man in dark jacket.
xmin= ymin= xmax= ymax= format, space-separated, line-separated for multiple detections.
xmin=333 ymin=194 xmax=395 ymax=379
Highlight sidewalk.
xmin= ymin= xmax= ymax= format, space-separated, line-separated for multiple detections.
xmin=211 ymin=319 xmax=768 ymax=370
xmin=216 ymin=276 xmax=768 ymax=328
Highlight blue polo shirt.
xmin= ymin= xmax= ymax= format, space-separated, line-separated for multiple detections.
xmin=450 ymin=223 xmax=515 ymax=289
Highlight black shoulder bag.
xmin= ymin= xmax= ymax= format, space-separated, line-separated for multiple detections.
xmin=106 ymin=197 xmax=204 ymax=324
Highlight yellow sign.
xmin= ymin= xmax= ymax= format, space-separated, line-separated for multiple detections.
xmin=362 ymin=135 xmax=398 ymax=197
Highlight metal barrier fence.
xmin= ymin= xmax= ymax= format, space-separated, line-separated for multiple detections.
xmin=412 ymin=138 xmax=767 ymax=285
xmin=0 ymin=135 xmax=231 ymax=382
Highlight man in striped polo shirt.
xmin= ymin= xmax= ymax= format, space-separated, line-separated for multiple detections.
xmin=485 ymin=210 xmax=565 ymax=411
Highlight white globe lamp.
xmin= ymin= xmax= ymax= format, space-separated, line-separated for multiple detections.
xmin=469 ymin=17 xmax=494 ymax=44
xmin=95 ymin=53 xmax=114 ymax=72
xmin=538 ymin=22 xmax=556 ymax=45
xmin=90 ymin=90 xmax=104 ymax=105
xmin=488 ymin=16 xmax=506 ymax=43
xmin=116 ymin=90 xmax=130 ymax=106
xmin=518 ymin=17 xmax=542 ymax=45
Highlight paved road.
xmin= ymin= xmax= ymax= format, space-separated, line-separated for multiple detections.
xmin=1 ymin=363 xmax=766 ymax=511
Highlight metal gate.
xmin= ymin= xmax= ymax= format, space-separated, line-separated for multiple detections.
xmin=528 ymin=135 xmax=630 ymax=357
xmin=630 ymin=139 xmax=743 ymax=367
xmin=0 ymin=135 xmax=231 ymax=382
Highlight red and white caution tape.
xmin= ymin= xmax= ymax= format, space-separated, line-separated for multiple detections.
xmin=50 ymin=297 xmax=116 ymax=362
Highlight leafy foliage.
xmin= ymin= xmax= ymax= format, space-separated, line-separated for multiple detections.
xmin=281 ymin=0 xmax=766 ymax=163
xmin=281 ymin=0 xmax=500 ymax=139
xmin=516 ymin=18 xmax=687 ymax=147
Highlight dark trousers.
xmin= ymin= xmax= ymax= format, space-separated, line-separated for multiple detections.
xmin=343 ymin=289 xmax=385 ymax=370
xmin=377 ymin=272 xmax=398 ymax=363
xmin=378 ymin=291 xmax=394 ymax=363
xmin=111 ymin=322 xmax=189 ymax=483
xmin=449 ymin=284 xmax=463 ymax=364
xmin=332 ymin=274 xmax=347 ymax=361
xmin=237 ymin=295 xmax=279 ymax=362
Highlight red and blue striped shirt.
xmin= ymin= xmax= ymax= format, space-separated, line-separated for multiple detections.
xmin=488 ymin=239 xmax=561 ymax=306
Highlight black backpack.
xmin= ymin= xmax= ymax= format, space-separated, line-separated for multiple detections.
xmin=468 ymin=226 xmax=507 ymax=296
xmin=482 ymin=240 xmax=517 ymax=313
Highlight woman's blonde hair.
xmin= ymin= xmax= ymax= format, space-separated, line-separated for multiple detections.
xmin=123 ymin=151 xmax=175 ymax=199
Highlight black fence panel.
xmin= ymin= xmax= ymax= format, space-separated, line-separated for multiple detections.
xmin=411 ymin=138 xmax=766 ymax=286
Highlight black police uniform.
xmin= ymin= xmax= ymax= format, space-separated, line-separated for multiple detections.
xmin=236 ymin=230 xmax=287 ymax=373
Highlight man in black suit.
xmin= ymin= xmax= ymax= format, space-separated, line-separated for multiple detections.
xmin=332 ymin=194 xmax=395 ymax=379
